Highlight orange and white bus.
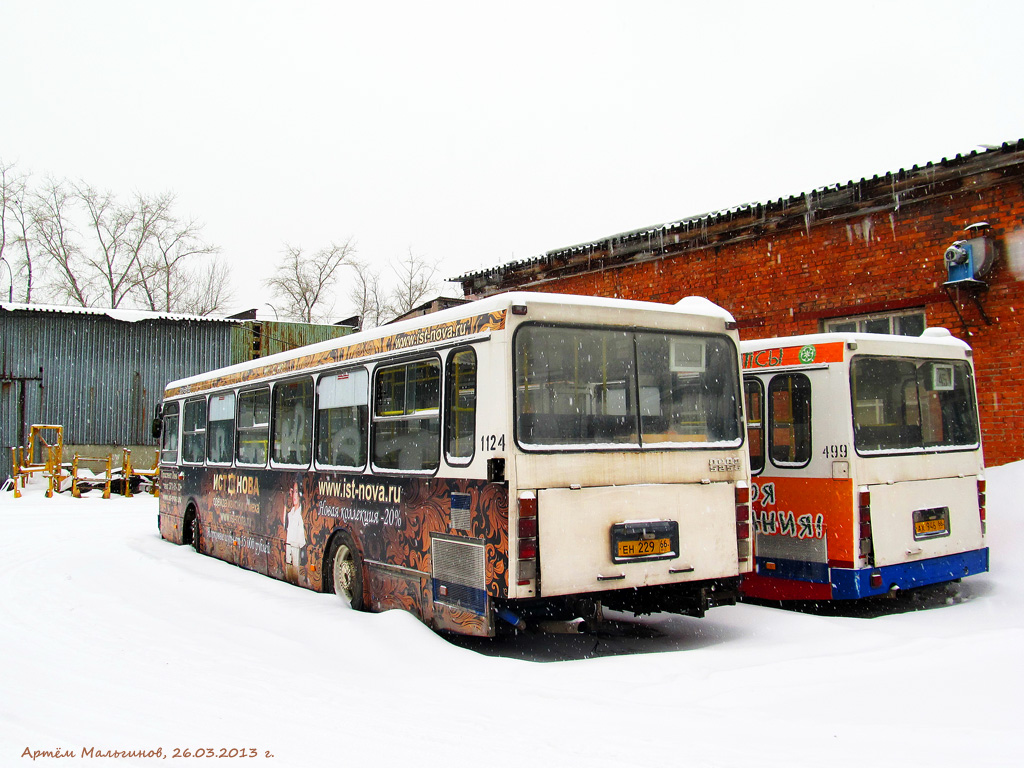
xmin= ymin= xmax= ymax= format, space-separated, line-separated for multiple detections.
xmin=156 ymin=292 xmax=752 ymax=637
xmin=740 ymin=329 xmax=988 ymax=601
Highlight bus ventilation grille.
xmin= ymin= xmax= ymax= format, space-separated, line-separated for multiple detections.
xmin=431 ymin=536 xmax=486 ymax=614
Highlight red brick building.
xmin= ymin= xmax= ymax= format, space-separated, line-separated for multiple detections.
xmin=457 ymin=140 xmax=1024 ymax=466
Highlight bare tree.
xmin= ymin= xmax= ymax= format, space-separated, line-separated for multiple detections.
xmin=264 ymin=241 xmax=355 ymax=323
xmin=134 ymin=194 xmax=221 ymax=313
xmin=180 ymin=255 xmax=234 ymax=316
xmin=32 ymin=178 xmax=92 ymax=306
xmin=75 ymin=183 xmax=153 ymax=308
xmin=346 ymin=256 xmax=392 ymax=330
xmin=390 ymin=248 xmax=442 ymax=316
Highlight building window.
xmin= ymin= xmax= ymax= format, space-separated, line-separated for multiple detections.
xmin=823 ymin=309 xmax=925 ymax=337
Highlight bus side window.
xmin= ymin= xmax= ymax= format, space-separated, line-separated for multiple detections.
xmin=160 ymin=402 xmax=180 ymax=465
xmin=316 ymin=369 xmax=368 ymax=469
xmin=207 ymin=392 xmax=235 ymax=464
xmin=181 ymin=398 xmax=207 ymax=464
xmin=236 ymin=388 xmax=270 ymax=466
xmin=373 ymin=358 xmax=440 ymax=472
xmin=768 ymin=373 xmax=811 ymax=467
xmin=744 ymin=377 xmax=765 ymax=474
xmin=272 ymin=378 xmax=313 ymax=466
xmin=445 ymin=348 xmax=476 ymax=464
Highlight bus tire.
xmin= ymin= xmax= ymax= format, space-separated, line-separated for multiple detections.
xmin=184 ymin=506 xmax=201 ymax=552
xmin=329 ymin=533 xmax=366 ymax=611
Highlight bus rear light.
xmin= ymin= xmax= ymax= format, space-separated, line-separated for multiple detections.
xmin=737 ymin=540 xmax=751 ymax=562
xmin=518 ymin=517 xmax=538 ymax=538
xmin=858 ymin=488 xmax=874 ymax=564
xmin=978 ymin=478 xmax=987 ymax=535
xmin=519 ymin=494 xmax=538 ymax=518
xmin=870 ymin=571 xmax=883 ymax=589
xmin=517 ymin=492 xmax=539 ymax=587
xmin=518 ymin=538 xmax=538 ymax=560
xmin=517 ymin=559 xmax=537 ymax=582
xmin=735 ymin=483 xmax=750 ymax=505
xmin=735 ymin=483 xmax=751 ymax=551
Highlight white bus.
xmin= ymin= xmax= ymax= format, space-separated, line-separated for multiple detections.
xmin=740 ymin=328 xmax=988 ymax=601
xmin=156 ymin=292 xmax=751 ymax=637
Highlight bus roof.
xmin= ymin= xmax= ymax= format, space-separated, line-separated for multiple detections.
xmin=740 ymin=328 xmax=972 ymax=368
xmin=164 ymin=291 xmax=734 ymax=397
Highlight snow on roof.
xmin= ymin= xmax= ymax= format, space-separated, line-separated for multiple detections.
xmin=0 ymin=301 xmax=238 ymax=324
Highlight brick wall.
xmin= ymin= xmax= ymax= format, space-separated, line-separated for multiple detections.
xmin=463 ymin=146 xmax=1024 ymax=466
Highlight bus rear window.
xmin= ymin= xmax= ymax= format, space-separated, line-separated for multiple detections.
xmin=851 ymin=356 xmax=979 ymax=453
xmin=514 ymin=325 xmax=742 ymax=449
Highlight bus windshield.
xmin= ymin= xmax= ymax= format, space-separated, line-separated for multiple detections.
xmin=851 ymin=355 xmax=979 ymax=454
xmin=514 ymin=325 xmax=742 ymax=449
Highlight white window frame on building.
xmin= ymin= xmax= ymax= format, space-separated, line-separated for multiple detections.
xmin=823 ymin=308 xmax=926 ymax=337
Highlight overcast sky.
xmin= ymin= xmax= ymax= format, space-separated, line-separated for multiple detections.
xmin=3 ymin=0 xmax=1023 ymax=319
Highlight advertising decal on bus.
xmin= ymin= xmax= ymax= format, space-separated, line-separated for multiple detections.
xmin=160 ymin=468 xmax=509 ymax=635
xmin=167 ymin=310 xmax=507 ymax=398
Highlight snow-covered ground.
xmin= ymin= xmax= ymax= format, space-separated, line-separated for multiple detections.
xmin=2 ymin=463 xmax=1021 ymax=767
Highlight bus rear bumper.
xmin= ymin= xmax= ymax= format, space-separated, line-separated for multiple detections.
xmin=741 ymin=548 xmax=989 ymax=601
xmin=830 ymin=548 xmax=989 ymax=599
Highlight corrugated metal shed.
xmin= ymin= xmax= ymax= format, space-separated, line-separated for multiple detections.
xmin=1 ymin=304 xmax=357 ymax=482
xmin=1 ymin=303 xmax=235 ymax=479
xmin=231 ymin=320 xmax=355 ymax=363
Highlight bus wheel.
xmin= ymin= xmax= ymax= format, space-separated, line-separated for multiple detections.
xmin=329 ymin=534 xmax=366 ymax=611
xmin=184 ymin=507 xmax=201 ymax=552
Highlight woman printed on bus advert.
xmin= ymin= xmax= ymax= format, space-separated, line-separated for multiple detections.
xmin=283 ymin=475 xmax=307 ymax=582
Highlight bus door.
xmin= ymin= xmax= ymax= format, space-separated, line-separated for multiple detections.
xmin=744 ymin=365 xmax=855 ymax=599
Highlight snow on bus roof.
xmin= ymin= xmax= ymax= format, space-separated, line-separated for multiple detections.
xmin=166 ymin=291 xmax=733 ymax=390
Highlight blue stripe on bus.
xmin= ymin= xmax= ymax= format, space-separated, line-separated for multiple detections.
xmin=754 ymin=557 xmax=830 ymax=584
xmin=432 ymin=579 xmax=487 ymax=615
xmin=829 ymin=548 xmax=990 ymax=599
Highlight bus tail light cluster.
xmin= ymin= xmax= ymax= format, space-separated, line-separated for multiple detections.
xmin=978 ymin=477 xmax=987 ymax=536
xmin=517 ymin=492 xmax=538 ymax=587
xmin=858 ymin=488 xmax=874 ymax=565
xmin=735 ymin=482 xmax=751 ymax=563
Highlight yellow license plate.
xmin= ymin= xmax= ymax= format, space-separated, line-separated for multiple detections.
xmin=617 ymin=537 xmax=671 ymax=558
xmin=915 ymin=519 xmax=946 ymax=535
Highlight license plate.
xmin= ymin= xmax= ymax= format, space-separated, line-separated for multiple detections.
xmin=610 ymin=520 xmax=679 ymax=563
xmin=912 ymin=506 xmax=950 ymax=541
xmin=915 ymin=519 xmax=946 ymax=536
xmin=616 ymin=537 xmax=671 ymax=558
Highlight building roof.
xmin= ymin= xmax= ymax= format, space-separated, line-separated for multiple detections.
xmin=456 ymin=138 xmax=1024 ymax=291
xmin=0 ymin=301 xmax=239 ymax=324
